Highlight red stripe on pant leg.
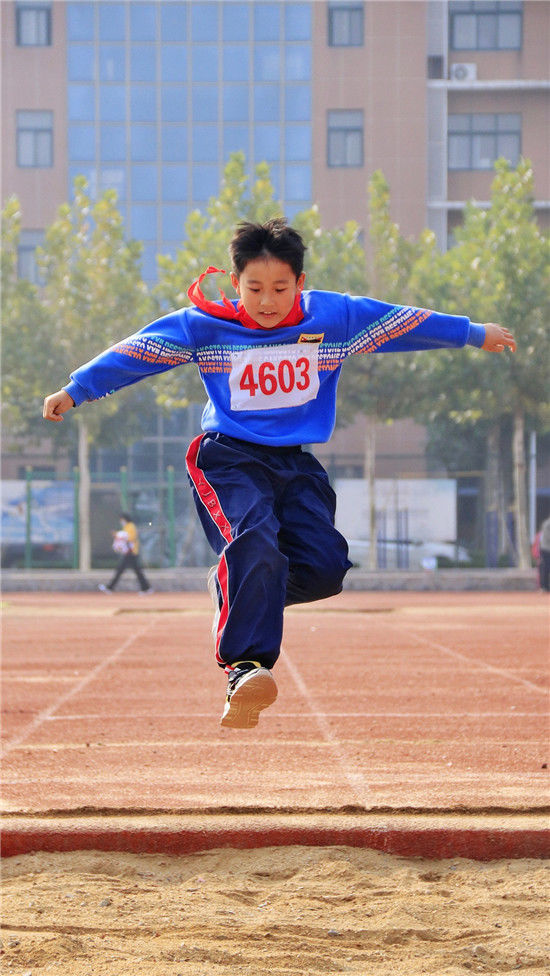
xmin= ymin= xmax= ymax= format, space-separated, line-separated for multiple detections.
xmin=185 ymin=435 xmax=233 ymax=545
xmin=186 ymin=435 xmax=233 ymax=667
xmin=214 ymin=553 xmax=230 ymax=665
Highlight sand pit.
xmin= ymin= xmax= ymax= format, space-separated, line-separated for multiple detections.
xmin=2 ymin=845 xmax=548 ymax=975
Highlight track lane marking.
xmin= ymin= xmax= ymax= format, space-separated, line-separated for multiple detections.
xmin=280 ymin=647 xmax=371 ymax=808
xmin=384 ymin=620 xmax=548 ymax=695
xmin=2 ymin=618 xmax=157 ymax=754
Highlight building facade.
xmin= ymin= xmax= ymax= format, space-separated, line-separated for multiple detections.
xmin=3 ymin=1 xmax=548 ymax=279
xmin=2 ymin=1 xmax=549 ymax=543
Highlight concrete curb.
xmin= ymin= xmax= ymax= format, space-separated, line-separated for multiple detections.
xmin=2 ymin=812 xmax=548 ymax=861
xmin=1 ymin=568 xmax=538 ymax=592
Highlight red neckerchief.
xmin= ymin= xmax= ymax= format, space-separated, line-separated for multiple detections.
xmin=187 ymin=266 xmax=304 ymax=330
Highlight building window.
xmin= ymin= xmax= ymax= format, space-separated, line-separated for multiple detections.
xmin=449 ymin=1 xmax=522 ymax=51
xmin=328 ymin=3 xmax=364 ymax=46
xmin=327 ymin=110 xmax=363 ymax=166
xmin=17 ymin=230 xmax=44 ymax=284
xmin=448 ymin=113 xmax=521 ymax=170
xmin=16 ymin=2 xmax=51 ymax=46
xmin=16 ymin=110 xmax=53 ymax=167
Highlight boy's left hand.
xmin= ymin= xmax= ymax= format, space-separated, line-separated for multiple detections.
xmin=482 ymin=323 xmax=516 ymax=353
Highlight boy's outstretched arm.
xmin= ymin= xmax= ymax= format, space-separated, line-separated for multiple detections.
xmin=482 ymin=323 xmax=516 ymax=353
xmin=43 ymin=389 xmax=75 ymax=422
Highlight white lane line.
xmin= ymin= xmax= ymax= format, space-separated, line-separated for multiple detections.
xmin=385 ymin=620 xmax=549 ymax=695
xmin=280 ymin=646 xmax=371 ymax=807
xmin=2 ymin=618 xmax=157 ymax=754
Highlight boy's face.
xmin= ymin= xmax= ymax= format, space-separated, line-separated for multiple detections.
xmin=231 ymin=257 xmax=305 ymax=329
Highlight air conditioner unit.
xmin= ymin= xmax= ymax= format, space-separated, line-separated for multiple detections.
xmin=450 ymin=62 xmax=477 ymax=82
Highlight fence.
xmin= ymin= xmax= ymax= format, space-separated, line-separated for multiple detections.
xmin=1 ymin=466 xmax=211 ymax=570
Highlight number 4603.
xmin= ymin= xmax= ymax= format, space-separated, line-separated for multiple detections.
xmin=239 ymin=357 xmax=311 ymax=397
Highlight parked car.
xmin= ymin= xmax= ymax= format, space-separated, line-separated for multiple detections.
xmin=347 ymin=538 xmax=471 ymax=570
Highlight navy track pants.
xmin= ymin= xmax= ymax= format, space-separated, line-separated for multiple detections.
xmin=186 ymin=432 xmax=352 ymax=670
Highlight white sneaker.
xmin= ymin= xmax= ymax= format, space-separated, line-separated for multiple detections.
xmin=221 ymin=661 xmax=278 ymax=729
xmin=98 ymin=584 xmax=112 ymax=594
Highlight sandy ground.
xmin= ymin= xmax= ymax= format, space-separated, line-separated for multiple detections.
xmin=1 ymin=846 xmax=548 ymax=975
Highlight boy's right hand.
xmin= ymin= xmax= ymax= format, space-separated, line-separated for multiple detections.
xmin=43 ymin=389 xmax=75 ymax=422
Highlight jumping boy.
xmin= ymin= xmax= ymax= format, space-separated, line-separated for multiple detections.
xmin=43 ymin=218 xmax=516 ymax=729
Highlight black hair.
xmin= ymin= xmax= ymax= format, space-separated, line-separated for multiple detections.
xmin=120 ymin=512 xmax=131 ymax=521
xmin=229 ymin=218 xmax=307 ymax=281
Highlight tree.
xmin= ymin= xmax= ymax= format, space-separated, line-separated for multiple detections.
xmin=37 ymin=177 xmax=152 ymax=569
xmin=1 ymin=197 xmax=57 ymax=441
xmin=409 ymin=159 xmax=550 ymax=567
xmin=334 ymin=171 xmax=435 ymax=567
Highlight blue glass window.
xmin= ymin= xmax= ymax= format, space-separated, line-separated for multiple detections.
xmin=285 ymin=201 xmax=302 ymax=220
xmin=191 ymin=2 xmax=218 ymax=42
xmin=223 ymin=125 xmax=249 ymax=159
xmin=285 ymin=85 xmax=311 ymax=121
xmin=68 ymin=85 xmax=95 ymax=121
xmin=192 ymin=86 xmax=218 ymax=122
xmin=162 ymin=164 xmax=188 ymax=201
xmin=222 ymin=3 xmax=249 ymax=41
xmin=131 ymin=86 xmax=156 ymax=121
xmin=192 ymin=125 xmax=218 ymax=161
xmin=68 ymin=45 xmax=95 ymax=81
xmin=285 ymin=126 xmax=311 ymax=161
xmin=99 ymin=45 xmax=125 ymax=82
xmin=285 ymin=4 xmax=311 ymax=41
xmin=192 ymin=46 xmax=219 ymax=82
xmin=99 ymin=3 xmax=125 ymax=41
xmin=285 ymin=163 xmax=311 ymax=201
xmin=162 ymin=88 xmax=186 ymax=123
xmin=223 ymin=86 xmax=248 ymax=122
xmin=140 ymin=243 xmax=158 ymax=283
xmin=162 ymin=204 xmax=187 ymax=241
xmin=131 ymin=45 xmax=156 ymax=82
xmin=99 ymin=85 xmax=126 ymax=121
xmin=67 ymin=3 xmax=94 ymax=42
xmin=99 ymin=165 xmax=126 ymax=199
xmin=131 ymin=203 xmax=157 ymax=240
xmin=100 ymin=125 xmax=126 ymax=161
xmin=132 ymin=164 xmax=158 ymax=201
xmin=286 ymin=46 xmax=311 ymax=81
xmin=131 ymin=125 xmax=157 ymax=161
xmin=268 ymin=164 xmax=281 ymax=199
xmin=68 ymin=125 xmax=95 ymax=161
xmin=130 ymin=3 xmax=156 ymax=41
xmin=192 ymin=164 xmax=219 ymax=201
xmin=254 ymin=85 xmax=280 ymax=122
xmin=162 ymin=126 xmax=187 ymax=161
xmin=254 ymin=125 xmax=281 ymax=162
xmin=223 ymin=45 xmax=249 ymax=82
xmin=254 ymin=3 xmax=281 ymax=40
xmin=162 ymin=46 xmax=187 ymax=82
xmin=254 ymin=46 xmax=280 ymax=82
xmin=161 ymin=3 xmax=186 ymax=41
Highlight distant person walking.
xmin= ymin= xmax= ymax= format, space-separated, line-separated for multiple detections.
xmin=538 ymin=516 xmax=550 ymax=592
xmin=99 ymin=512 xmax=152 ymax=594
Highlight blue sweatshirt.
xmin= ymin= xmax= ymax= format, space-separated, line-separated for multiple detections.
xmin=64 ymin=289 xmax=485 ymax=447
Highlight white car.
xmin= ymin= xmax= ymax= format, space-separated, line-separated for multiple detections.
xmin=347 ymin=538 xmax=471 ymax=571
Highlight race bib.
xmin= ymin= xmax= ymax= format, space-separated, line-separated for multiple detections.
xmin=229 ymin=343 xmax=320 ymax=412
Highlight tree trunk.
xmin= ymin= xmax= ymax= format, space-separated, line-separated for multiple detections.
xmin=484 ymin=425 xmax=500 ymax=568
xmin=77 ymin=417 xmax=91 ymax=571
xmin=364 ymin=416 xmax=377 ymax=571
xmin=512 ymin=407 xmax=531 ymax=569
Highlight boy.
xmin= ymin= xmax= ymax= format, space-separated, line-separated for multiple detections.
xmin=43 ymin=218 xmax=516 ymax=729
